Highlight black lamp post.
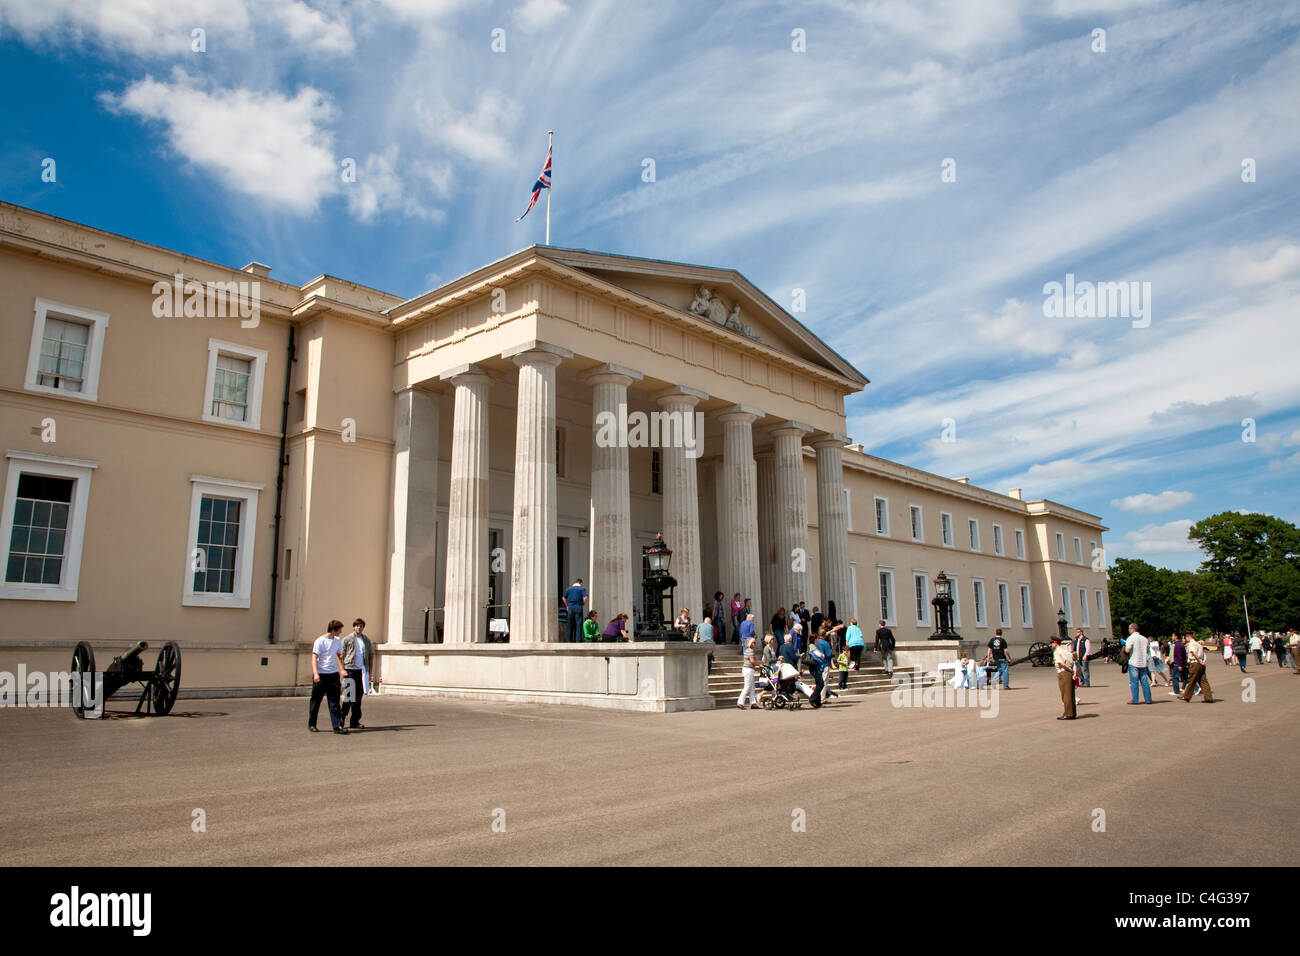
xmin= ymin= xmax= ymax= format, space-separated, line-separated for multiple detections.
xmin=929 ymin=570 xmax=961 ymax=640
xmin=636 ymin=539 xmax=682 ymax=641
xmin=1057 ymin=608 xmax=1069 ymax=643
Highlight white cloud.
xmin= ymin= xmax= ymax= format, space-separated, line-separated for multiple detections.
xmin=105 ymin=73 xmax=339 ymax=215
xmin=1110 ymin=490 xmax=1195 ymax=513
xmin=1120 ymin=518 xmax=1194 ymax=554
xmin=514 ymin=0 xmax=569 ymax=31
xmin=276 ymin=1 xmax=354 ymax=54
xmin=415 ymin=89 xmax=519 ymax=165
xmin=345 ymin=147 xmax=445 ymax=223
xmin=966 ymin=297 xmax=1065 ymax=356
xmin=0 ymin=0 xmax=251 ymax=55
xmin=1223 ymin=242 xmax=1300 ymax=287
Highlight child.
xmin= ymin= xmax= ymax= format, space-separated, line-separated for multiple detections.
xmin=835 ymin=646 xmax=850 ymax=690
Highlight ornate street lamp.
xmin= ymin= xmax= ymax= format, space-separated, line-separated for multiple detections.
xmin=636 ymin=538 xmax=682 ymax=641
xmin=1057 ymin=608 xmax=1069 ymax=643
xmin=929 ymin=570 xmax=960 ymax=640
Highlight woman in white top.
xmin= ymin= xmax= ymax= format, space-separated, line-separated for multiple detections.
xmin=1149 ymin=640 xmax=1171 ymax=686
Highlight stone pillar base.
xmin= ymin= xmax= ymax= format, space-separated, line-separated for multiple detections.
xmin=377 ymin=642 xmax=715 ymax=713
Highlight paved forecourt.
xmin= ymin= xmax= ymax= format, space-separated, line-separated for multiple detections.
xmin=1 ymin=660 xmax=1295 ymax=866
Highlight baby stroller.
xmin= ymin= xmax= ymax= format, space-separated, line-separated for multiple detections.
xmin=760 ymin=662 xmax=809 ymax=710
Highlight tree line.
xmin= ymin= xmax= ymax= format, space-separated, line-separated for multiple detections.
xmin=1106 ymin=511 xmax=1300 ymax=638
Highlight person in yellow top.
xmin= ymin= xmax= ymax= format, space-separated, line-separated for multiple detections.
xmin=1051 ymin=634 xmax=1076 ymax=720
xmin=1180 ymin=634 xmax=1215 ymax=703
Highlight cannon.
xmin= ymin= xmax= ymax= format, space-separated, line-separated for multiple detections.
xmin=1018 ymin=638 xmax=1122 ymax=669
xmin=69 ymin=640 xmax=182 ymax=718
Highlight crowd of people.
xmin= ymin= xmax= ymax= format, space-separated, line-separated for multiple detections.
xmin=1048 ymin=623 xmax=1299 ymax=719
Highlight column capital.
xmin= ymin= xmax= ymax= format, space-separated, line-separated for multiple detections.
xmin=717 ymin=403 xmax=763 ymax=424
xmin=810 ymin=432 xmax=851 ymax=448
xmin=653 ymin=384 xmax=708 ymax=407
xmin=439 ymin=363 xmax=493 ymax=386
xmin=579 ymin=362 xmax=644 ymax=387
xmin=770 ymin=419 xmax=814 ymax=438
xmin=503 ymin=340 xmax=573 ymax=367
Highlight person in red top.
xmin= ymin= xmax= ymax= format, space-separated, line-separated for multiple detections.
xmin=730 ymin=593 xmax=744 ymax=644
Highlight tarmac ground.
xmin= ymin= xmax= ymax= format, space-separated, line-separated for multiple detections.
xmin=2 ymin=659 xmax=1296 ymax=866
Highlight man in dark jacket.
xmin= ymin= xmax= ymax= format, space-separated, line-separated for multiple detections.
xmin=874 ymin=621 xmax=896 ymax=676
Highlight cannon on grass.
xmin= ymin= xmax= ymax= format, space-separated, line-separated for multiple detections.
xmin=70 ymin=640 xmax=181 ymax=718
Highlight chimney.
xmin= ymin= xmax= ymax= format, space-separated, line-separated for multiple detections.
xmin=241 ymin=261 xmax=272 ymax=279
xmin=1007 ymin=488 xmax=1022 ymax=500
xmin=954 ymin=477 xmax=969 ymax=484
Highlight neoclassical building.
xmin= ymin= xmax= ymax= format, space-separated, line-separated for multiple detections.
xmin=0 ymin=202 xmax=1109 ymax=710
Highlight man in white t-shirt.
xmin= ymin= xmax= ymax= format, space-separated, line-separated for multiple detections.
xmin=309 ymin=620 xmax=348 ymax=734
xmin=1124 ymin=623 xmax=1152 ymax=704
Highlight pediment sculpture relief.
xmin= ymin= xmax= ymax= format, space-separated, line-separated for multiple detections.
xmin=688 ymin=286 xmax=758 ymax=341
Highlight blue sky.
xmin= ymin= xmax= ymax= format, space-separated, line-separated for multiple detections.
xmin=3 ymin=0 xmax=1298 ymax=571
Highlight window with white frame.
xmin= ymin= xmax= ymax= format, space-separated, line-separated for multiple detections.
xmin=1079 ymin=587 xmax=1090 ymax=626
xmin=1074 ymin=537 xmax=1083 ymax=564
xmin=1020 ymin=583 xmax=1033 ymax=627
xmin=997 ymin=581 xmax=1010 ymax=627
xmin=948 ymin=574 xmax=962 ymax=627
xmin=940 ymin=512 xmax=953 ymax=546
xmin=202 ymin=339 xmax=268 ymax=429
xmin=878 ymin=568 xmax=896 ymax=626
xmin=1015 ymin=528 xmax=1025 ymax=559
xmin=910 ymin=505 xmax=923 ymax=541
xmin=1090 ymin=540 xmax=1098 ymax=569
xmin=913 ymin=572 xmax=930 ymax=626
xmin=184 ymin=476 xmax=262 ymax=607
xmin=1061 ymin=584 xmax=1072 ymax=626
xmin=993 ymin=523 xmax=1004 ymax=555
xmin=874 ymin=496 xmax=889 ymax=536
xmin=1056 ymin=532 xmax=1066 ymax=561
xmin=1 ymin=452 xmax=96 ymax=602
xmin=968 ymin=518 xmax=980 ymax=551
xmin=972 ymin=579 xmax=987 ymax=627
xmin=1095 ymin=589 xmax=1106 ymax=626
xmin=844 ymin=487 xmax=852 ymax=531
xmin=25 ymin=299 xmax=110 ymax=402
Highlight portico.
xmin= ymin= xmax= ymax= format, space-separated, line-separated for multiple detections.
xmin=377 ymin=246 xmax=866 ymax=708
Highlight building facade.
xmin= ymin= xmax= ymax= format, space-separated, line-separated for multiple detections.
xmin=0 ymin=202 xmax=1108 ymax=705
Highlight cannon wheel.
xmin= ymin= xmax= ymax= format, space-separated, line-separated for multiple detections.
xmin=1027 ymin=641 xmax=1053 ymax=667
xmin=71 ymin=641 xmax=96 ymax=718
xmin=150 ymin=642 xmax=182 ymax=716
xmin=1105 ymin=640 xmax=1125 ymax=665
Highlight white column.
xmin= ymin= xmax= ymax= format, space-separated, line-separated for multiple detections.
xmin=813 ymin=434 xmax=852 ymax=621
xmin=504 ymin=342 xmax=572 ymax=643
xmin=386 ymin=388 xmax=438 ymax=644
xmin=440 ymin=366 xmax=492 ymax=643
xmin=654 ymin=385 xmax=707 ymax=631
xmin=756 ymin=447 xmax=777 ymax=634
xmin=580 ymin=363 xmax=642 ymax=627
xmin=719 ymin=405 xmax=763 ymax=637
xmin=772 ymin=421 xmax=812 ymax=614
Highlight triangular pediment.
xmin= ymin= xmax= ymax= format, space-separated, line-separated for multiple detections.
xmin=534 ymin=247 xmax=867 ymax=386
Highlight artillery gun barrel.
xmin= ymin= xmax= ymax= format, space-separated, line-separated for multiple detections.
xmin=120 ymin=640 xmax=149 ymax=663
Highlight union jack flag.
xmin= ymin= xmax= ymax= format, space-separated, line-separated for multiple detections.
xmin=515 ymin=144 xmax=551 ymax=222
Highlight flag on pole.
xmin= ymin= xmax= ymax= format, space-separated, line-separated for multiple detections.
xmin=515 ymin=144 xmax=552 ymax=223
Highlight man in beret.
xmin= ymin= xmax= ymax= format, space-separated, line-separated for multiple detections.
xmin=1052 ymin=634 xmax=1076 ymax=720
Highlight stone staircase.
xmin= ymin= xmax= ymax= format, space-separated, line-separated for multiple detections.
xmin=702 ymin=644 xmax=935 ymax=707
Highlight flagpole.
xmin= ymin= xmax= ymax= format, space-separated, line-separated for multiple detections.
xmin=1243 ymin=594 xmax=1252 ymax=639
xmin=545 ymin=130 xmax=553 ymax=245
